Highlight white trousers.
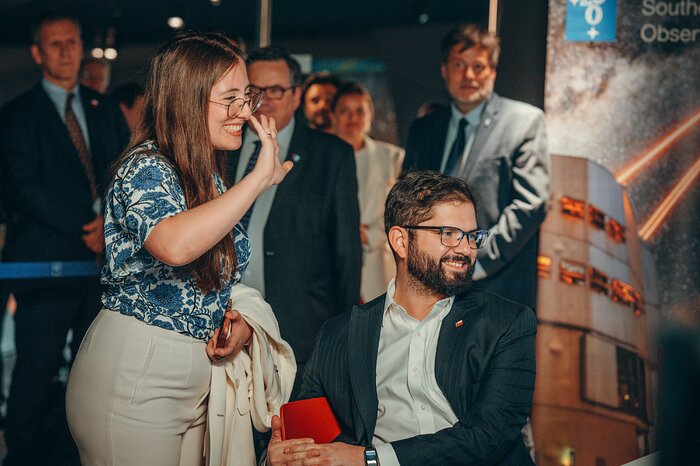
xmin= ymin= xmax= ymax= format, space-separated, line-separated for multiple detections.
xmin=66 ymin=309 xmax=211 ymax=466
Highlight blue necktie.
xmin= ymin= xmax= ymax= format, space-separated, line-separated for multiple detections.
xmin=240 ymin=140 xmax=262 ymax=231
xmin=444 ymin=118 xmax=468 ymax=175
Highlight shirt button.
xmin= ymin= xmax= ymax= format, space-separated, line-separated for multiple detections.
xmin=420 ymin=404 xmax=426 ymax=411
xmin=412 ymin=367 xmax=418 ymax=373
xmin=416 ymin=331 xmax=422 ymax=337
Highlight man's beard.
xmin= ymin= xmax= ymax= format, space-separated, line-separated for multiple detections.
xmin=311 ymin=110 xmax=332 ymax=130
xmin=407 ymin=244 xmax=475 ymax=298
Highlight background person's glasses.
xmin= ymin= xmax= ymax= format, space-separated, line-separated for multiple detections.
xmin=402 ymin=225 xmax=490 ymax=249
xmin=250 ymin=84 xmax=296 ymax=100
xmin=210 ymin=91 xmax=263 ymax=118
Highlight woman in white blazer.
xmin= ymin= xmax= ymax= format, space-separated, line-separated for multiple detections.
xmin=332 ymin=83 xmax=405 ymax=301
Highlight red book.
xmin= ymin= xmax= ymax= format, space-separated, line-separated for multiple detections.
xmin=280 ymin=397 xmax=341 ymax=443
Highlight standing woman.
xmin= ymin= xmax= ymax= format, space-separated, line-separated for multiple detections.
xmin=66 ymin=32 xmax=291 ymax=466
xmin=332 ymin=82 xmax=404 ymax=301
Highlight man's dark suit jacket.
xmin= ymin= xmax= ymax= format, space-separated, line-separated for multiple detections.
xmin=299 ymin=288 xmax=537 ymax=466
xmin=0 ymin=83 xmax=129 ymax=293
xmin=404 ymin=93 xmax=549 ymax=309
xmin=226 ymin=121 xmax=362 ymax=364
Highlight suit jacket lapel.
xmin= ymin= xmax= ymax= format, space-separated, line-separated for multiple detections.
xmin=462 ymin=94 xmax=501 ymax=180
xmin=80 ymin=88 xmax=109 ymax=185
xmin=435 ymin=290 xmax=480 ymax=391
xmin=267 ymin=120 xmax=308 ymax=215
xmin=31 ymin=85 xmax=86 ymax=175
xmin=348 ymin=299 xmax=384 ymax=443
xmin=427 ymin=108 xmax=451 ymax=171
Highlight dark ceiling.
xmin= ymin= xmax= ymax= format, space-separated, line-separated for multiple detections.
xmin=0 ymin=0 xmax=489 ymax=48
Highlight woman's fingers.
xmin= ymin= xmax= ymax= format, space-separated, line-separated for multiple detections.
xmin=250 ymin=114 xmax=275 ymax=139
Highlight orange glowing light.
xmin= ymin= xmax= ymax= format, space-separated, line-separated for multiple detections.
xmin=588 ymin=204 xmax=606 ymax=230
xmin=606 ymin=217 xmax=626 ymax=243
xmin=639 ymin=153 xmax=700 ymax=240
xmin=616 ymin=108 xmax=700 ymax=185
xmin=611 ymin=279 xmax=639 ymax=307
xmin=537 ymin=255 xmax=552 ymax=279
xmin=559 ymin=258 xmax=586 ymax=286
xmin=589 ymin=267 xmax=610 ymax=295
xmin=560 ymin=196 xmax=585 ymax=218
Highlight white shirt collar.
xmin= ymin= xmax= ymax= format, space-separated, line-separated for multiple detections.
xmin=449 ymin=100 xmax=486 ymax=128
xmin=383 ymin=278 xmax=455 ymax=323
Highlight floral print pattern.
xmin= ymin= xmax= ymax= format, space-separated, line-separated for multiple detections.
xmin=101 ymin=140 xmax=250 ymax=340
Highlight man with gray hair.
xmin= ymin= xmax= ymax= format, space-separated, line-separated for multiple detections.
xmin=404 ymin=24 xmax=550 ymax=312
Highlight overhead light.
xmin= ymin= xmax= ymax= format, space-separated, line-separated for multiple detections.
xmin=418 ymin=13 xmax=430 ymax=24
xmin=167 ymin=16 xmax=185 ymax=29
xmin=104 ymin=48 xmax=118 ymax=60
xmin=91 ymin=48 xmax=104 ymax=58
xmin=211 ymin=0 xmax=222 ymax=5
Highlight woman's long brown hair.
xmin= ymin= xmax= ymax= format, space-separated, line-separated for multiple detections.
xmin=114 ymin=32 xmax=243 ymax=293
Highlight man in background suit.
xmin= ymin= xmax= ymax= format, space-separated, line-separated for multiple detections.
xmin=404 ymin=24 xmax=549 ymax=310
xmin=226 ymin=46 xmax=361 ymax=396
xmin=267 ymin=171 xmax=536 ymax=466
xmin=0 ymin=10 xmax=129 ymax=465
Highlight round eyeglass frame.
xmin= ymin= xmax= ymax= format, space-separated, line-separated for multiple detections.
xmin=210 ymin=91 xmax=263 ymax=118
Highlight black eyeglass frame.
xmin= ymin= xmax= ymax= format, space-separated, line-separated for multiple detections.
xmin=249 ymin=84 xmax=297 ymax=100
xmin=401 ymin=225 xmax=490 ymax=249
xmin=209 ymin=91 xmax=263 ymax=119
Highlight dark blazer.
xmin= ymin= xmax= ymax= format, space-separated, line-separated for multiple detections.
xmin=226 ymin=121 xmax=362 ymax=364
xmin=0 ymin=83 xmax=129 ymax=292
xmin=404 ymin=94 xmax=550 ymax=308
xmin=300 ymin=288 xmax=537 ymax=466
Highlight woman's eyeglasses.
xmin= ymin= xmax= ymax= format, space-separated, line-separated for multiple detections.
xmin=210 ymin=91 xmax=263 ymax=118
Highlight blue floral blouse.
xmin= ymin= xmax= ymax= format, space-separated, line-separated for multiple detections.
xmin=101 ymin=140 xmax=250 ymax=341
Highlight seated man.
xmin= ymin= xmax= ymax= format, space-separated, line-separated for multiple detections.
xmin=267 ymin=170 xmax=537 ymax=466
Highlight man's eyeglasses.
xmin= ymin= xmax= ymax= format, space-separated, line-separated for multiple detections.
xmin=250 ymin=85 xmax=296 ymax=100
xmin=402 ymin=226 xmax=490 ymax=249
xmin=210 ymin=91 xmax=263 ymax=119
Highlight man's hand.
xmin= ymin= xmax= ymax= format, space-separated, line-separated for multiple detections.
xmin=267 ymin=414 xmax=320 ymax=465
xmin=284 ymin=441 xmax=365 ymax=466
xmin=82 ymin=215 xmax=105 ymax=253
xmin=206 ymin=310 xmax=253 ymax=363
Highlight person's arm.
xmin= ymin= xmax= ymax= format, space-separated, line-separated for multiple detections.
xmin=0 ymin=105 xmax=94 ymax=240
xmin=145 ymin=115 xmax=292 ymax=266
xmin=477 ymin=111 xmax=550 ymax=278
xmin=330 ymin=146 xmax=362 ymax=313
xmin=389 ymin=308 xmax=537 ymax=465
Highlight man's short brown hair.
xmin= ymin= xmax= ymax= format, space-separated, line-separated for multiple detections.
xmin=384 ymin=170 xmax=478 ymax=234
xmin=440 ymin=23 xmax=500 ymax=67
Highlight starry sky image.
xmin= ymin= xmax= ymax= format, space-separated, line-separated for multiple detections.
xmin=545 ymin=0 xmax=700 ymax=320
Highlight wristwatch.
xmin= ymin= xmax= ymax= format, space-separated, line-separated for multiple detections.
xmin=364 ymin=445 xmax=380 ymax=466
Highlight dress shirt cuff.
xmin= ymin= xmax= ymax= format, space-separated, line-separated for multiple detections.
xmin=375 ymin=443 xmax=400 ymax=466
xmin=473 ymin=260 xmax=487 ymax=280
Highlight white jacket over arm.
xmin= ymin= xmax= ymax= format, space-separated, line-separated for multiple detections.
xmin=206 ymin=283 xmax=296 ymax=466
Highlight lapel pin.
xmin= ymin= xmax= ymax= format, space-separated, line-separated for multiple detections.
xmin=291 ymin=153 xmax=301 ymax=162
xmin=455 ymin=320 xmax=463 ymax=328
xmin=90 ymin=99 xmax=99 ymax=107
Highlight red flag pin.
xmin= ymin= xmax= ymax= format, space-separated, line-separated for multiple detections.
xmin=455 ymin=320 xmax=463 ymax=328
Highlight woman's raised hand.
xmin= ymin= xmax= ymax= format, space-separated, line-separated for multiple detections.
xmin=248 ymin=114 xmax=293 ymax=187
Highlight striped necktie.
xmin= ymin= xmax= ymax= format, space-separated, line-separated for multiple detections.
xmin=65 ymin=93 xmax=98 ymax=201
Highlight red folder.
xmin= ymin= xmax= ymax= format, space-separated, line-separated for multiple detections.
xmin=280 ymin=397 xmax=341 ymax=443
